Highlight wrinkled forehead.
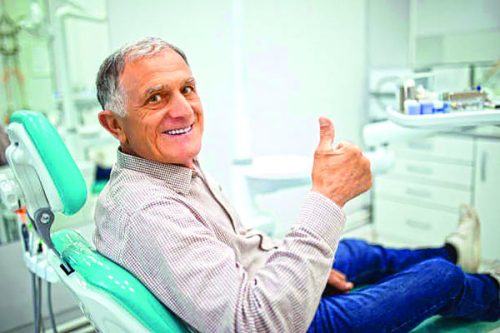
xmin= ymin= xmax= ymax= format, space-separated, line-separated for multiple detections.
xmin=119 ymin=49 xmax=192 ymax=96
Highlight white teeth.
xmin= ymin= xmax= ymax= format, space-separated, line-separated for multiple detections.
xmin=165 ymin=125 xmax=192 ymax=135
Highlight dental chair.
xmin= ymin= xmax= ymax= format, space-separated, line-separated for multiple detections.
xmin=5 ymin=110 xmax=190 ymax=333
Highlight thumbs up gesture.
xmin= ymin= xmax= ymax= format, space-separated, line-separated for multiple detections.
xmin=311 ymin=117 xmax=372 ymax=207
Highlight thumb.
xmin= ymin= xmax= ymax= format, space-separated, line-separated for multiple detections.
xmin=317 ymin=117 xmax=335 ymax=151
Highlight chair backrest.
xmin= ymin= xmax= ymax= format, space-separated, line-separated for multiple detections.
xmin=6 ymin=110 xmax=190 ymax=333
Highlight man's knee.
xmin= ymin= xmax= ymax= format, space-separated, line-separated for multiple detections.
xmin=419 ymin=258 xmax=465 ymax=291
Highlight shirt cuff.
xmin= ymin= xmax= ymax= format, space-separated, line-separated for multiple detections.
xmin=295 ymin=191 xmax=346 ymax=247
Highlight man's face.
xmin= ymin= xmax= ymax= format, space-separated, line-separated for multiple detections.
xmin=115 ymin=49 xmax=203 ymax=168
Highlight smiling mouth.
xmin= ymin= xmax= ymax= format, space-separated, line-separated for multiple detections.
xmin=164 ymin=124 xmax=193 ymax=136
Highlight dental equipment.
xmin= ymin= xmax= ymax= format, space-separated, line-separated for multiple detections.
xmin=0 ymin=3 xmax=28 ymax=119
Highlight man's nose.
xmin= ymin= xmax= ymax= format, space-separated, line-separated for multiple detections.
xmin=168 ymin=93 xmax=194 ymax=118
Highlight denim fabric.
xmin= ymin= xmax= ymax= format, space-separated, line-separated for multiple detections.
xmin=308 ymin=239 xmax=500 ymax=333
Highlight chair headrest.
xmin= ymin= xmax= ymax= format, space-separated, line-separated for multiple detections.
xmin=7 ymin=110 xmax=87 ymax=216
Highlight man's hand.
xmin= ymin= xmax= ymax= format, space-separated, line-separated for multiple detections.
xmin=311 ymin=117 xmax=372 ymax=207
xmin=322 ymin=269 xmax=354 ymax=297
xmin=328 ymin=269 xmax=353 ymax=292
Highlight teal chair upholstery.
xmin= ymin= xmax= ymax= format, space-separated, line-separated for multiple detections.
xmin=52 ymin=229 xmax=189 ymax=332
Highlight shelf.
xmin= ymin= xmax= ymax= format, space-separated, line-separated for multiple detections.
xmin=386 ymin=108 xmax=500 ymax=129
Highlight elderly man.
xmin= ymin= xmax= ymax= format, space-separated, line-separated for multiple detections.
xmin=94 ymin=37 xmax=499 ymax=332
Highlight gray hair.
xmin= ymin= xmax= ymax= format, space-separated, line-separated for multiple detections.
xmin=95 ymin=37 xmax=189 ymax=117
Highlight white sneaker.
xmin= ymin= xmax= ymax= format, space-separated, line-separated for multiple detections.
xmin=446 ymin=204 xmax=481 ymax=273
xmin=482 ymin=260 xmax=500 ymax=300
xmin=483 ymin=260 xmax=500 ymax=287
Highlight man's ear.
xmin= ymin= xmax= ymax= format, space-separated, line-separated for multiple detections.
xmin=98 ymin=110 xmax=127 ymax=144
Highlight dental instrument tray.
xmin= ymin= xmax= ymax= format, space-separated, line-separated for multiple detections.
xmin=386 ymin=107 xmax=500 ymax=129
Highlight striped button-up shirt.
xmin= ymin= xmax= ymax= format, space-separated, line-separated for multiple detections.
xmin=94 ymin=150 xmax=345 ymax=332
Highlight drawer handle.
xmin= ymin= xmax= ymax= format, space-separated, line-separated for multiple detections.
xmin=406 ymin=165 xmax=433 ymax=175
xmin=407 ymin=141 xmax=433 ymax=151
xmin=405 ymin=219 xmax=431 ymax=230
xmin=481 ymin=152 xmax=487 ymax=182
xmin=406 ymin=188 xmax=431 ymax=198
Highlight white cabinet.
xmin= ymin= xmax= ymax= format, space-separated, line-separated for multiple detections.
xmin=374 ymin=199 xmax=459 ymax=245
xmin=373 ymin=134 xmax=500 ymax=261
xmin=474 ymin=139 xmax=500 ymax=261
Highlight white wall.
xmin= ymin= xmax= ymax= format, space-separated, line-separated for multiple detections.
xmin=415 ymin=0 xmax=500 ymax=66
xmin=416 ymin=0 xmax=500 ymax=36
xmin=107 ymin=0 xmax=237 ymax=194
xmin=106 ymin=0 xmax=367 ymax=201
xmin=242 ymin=0 xmax=367 ymax=155
xmin=367 ymin=0 xmax=410 ymax=68
xmin=367 ymin=0 xmax=500 ymax=69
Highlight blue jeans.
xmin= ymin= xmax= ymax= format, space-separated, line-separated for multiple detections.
xmin=307 ymin=239 xmax=500 ymax=333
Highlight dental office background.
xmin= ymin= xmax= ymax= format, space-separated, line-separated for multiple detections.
xmin=0 ymin=0 xmax=499 ymax=332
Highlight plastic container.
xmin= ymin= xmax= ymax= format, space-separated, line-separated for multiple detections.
xmin=404 ymin=100 xmax=420 ymax=115
xmin=420 ymin=101 xmax=434 ymax=115
xmin=432 ymin=101 xmax=444 ymax=113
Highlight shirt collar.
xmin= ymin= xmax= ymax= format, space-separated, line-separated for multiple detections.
xmin=116 ymin=149 xmax=196 ymax=195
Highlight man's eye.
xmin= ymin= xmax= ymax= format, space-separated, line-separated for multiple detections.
xmin=183 ymin=86 xmax=194 ymax=94
xmin=148 ymin=94 xmax=162 ymax=104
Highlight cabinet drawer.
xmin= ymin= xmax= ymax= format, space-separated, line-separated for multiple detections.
xmin=389 ymin=159 xmax=473 ymax=188
xmin=392 ymin=135 xmax=474 ymax=163
xmin=374 ymin=176 xmax=471 ymax=211
xmin=374 ymin=199 xmax=458 ymax=246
